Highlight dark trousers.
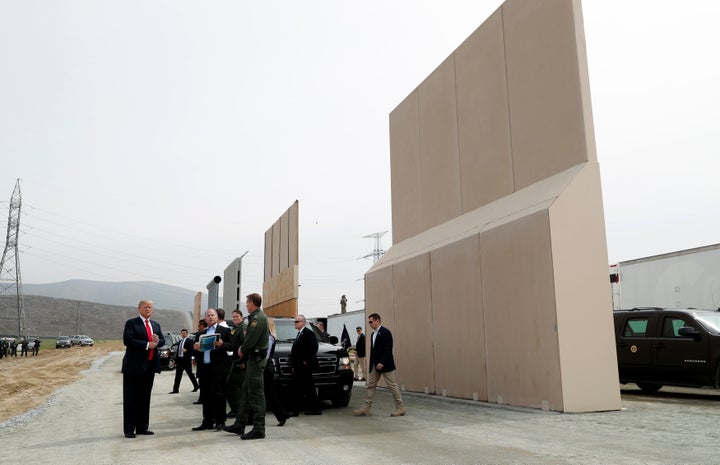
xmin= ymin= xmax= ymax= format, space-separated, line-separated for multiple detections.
xmin=264 ymin=361 xmax=289 ymax=422
xmin=198 ymin=364 xmax=227 ymax=426
xmin=226 ymin=361 xmax=246 ymax=418
xmin=292 ymin=364 xmax=320 ymax=413
xmin=123 ymin=366 xmax=155 ymax=434
xmin=173 ymin=358 xmax=198 ymax=392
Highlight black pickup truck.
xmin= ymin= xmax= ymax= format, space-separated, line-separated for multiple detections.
xmin=613 ymin=307 xmax=720 ymax=392
xmin=269 ymin=317 xmax=354 ymax=408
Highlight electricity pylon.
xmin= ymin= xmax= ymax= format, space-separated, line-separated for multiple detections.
xmin=360 ymin=231 xmax=387 ymax=263
xmin=0 ymin=179 xmax=26 ymax=337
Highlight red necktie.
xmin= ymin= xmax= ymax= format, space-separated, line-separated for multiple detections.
xmin=145 ymin=319 xmax=154 ymax=360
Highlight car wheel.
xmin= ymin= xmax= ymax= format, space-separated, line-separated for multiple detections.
xmin=167 ymin=359 xmax=176 ymax=370
xmin=636 ymin=382 xmax=662 ymax=393
xmin=330 ymin=389 xmax=352 ymax=408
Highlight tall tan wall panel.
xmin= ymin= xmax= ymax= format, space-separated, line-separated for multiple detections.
xmin=392 ymin=254 xmax=434 ymax=393
xmin=367 ymin=0 xmax=620 ymax=412
xmin=503 ymin=0 xmax=593 ymax=189
xmin=480 ymin=211 xmax=563 ymax=411
xmin=418 ymin=56 xmax=462 ymax=232
xmin=430 ymin=236 xmax=487 ymax=401
xmin=389 ymin=92 xmax=422 ymax=244
xmin=549 ymin=163 xmax=620 ymax=411
xmin=455 ymin=8 xmax=514 ymax=213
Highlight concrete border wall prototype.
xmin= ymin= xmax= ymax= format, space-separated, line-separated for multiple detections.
xmin=263 ymin=201 xmax=299 ymax=317
xmin=365 ymin=0 xmax=621 ymax=412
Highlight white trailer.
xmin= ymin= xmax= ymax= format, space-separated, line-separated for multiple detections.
xmin=610 ymin=243 xmax=720 ymax=310
xmin=327 ymin=309 xmax=365 ymax=347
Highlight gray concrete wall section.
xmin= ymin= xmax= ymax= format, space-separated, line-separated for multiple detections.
xmin=1 ymin=353 xmax=717 ymax=464
xmin=366 ymin=0 xmax=620 ymax=412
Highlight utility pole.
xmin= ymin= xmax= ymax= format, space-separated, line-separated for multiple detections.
xmin=360 ymin=231 xmax=387 ymax=263
xmin=0 ymin=179 xmax=26 ymax=337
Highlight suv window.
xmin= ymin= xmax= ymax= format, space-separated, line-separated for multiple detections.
xmin=661 ymin=317 xmax=690 ymax=338
xmin=624 ymin=318 xmax=649 ymax=337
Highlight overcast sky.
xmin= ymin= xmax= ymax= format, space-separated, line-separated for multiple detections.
xmin=1 ymin=1 xmax=719 ymax=318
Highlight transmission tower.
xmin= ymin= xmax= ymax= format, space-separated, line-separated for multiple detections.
xmin=360 ymin=231 xmax=388 ymax=263
xmin=0 ymin=179 xmax=26 ymax=337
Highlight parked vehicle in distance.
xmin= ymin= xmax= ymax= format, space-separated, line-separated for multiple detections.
xmin=614 ymin=307 xmax=720 ymax=392
xmin=159 ymin=333 xmax=182 ymax=371
xmin=70 ymin=335 xmax=94 ymax=346
xmin=56 ymin=336 xmax=72 ymax=349
xmin=270 ymin=317 xmax=354 ymax=409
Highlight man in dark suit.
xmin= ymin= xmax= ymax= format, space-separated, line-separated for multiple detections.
xmin=291 ymin=314 xmax=321 ymax=415
xmin=354 ymin=326 xmax=366 ymax=381
xmin=169 ymin=328 xmax=199 ymax=394
xmin=353 ymin=313 xmax=405 ymax=417
xmin=122 ymin=300 xmax=165 ymax=438
xmin=192 ymin=308 xmax=232 ymax=431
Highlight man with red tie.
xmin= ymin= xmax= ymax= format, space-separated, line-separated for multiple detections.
xmin=122 ymin=300 xmax=165 ymax=438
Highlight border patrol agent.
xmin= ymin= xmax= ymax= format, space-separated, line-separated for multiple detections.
xmin=225 ymin=293 xmax=268 ymax=440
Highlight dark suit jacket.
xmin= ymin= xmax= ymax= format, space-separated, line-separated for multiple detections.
xmin=194 ymin=325 xmax=232 ymax=376
xmin=175 ymin=336 xmax=194 ymax=365
xmin=291 ymin=326 xmax=319 ymax=370
xmin=369 ymin=326 xmax=396 ymax=373
xmin=356 ymin=332 xmax=366 ymax=358
xmin=122 ymin=317 xmax=165 ymax=375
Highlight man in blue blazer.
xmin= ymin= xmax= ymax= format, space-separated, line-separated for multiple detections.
xmin=122 ymin=300 xmax=165 ymax=438
xmin=353 ymin=313 xmax=405 ymax=417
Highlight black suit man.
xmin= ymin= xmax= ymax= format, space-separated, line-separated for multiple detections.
xmin=353 ymin=312 xmax=405 ymax=417
xmin=290 ymin=314 xmax=321 ymax=415
xmin=122 ymin=300 xmax=165 ymax=438
xmin=192 ymin=308 xmax=232 ymax=430
xmin=170 ymin=329 xmax=199 ymax=394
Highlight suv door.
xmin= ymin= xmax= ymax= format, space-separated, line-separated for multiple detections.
xmin=654 ymin=313 xmax=710 ymax=385
xmin=615 ymin=313 xmax=657 ymax=381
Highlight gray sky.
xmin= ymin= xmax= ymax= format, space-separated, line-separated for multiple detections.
xmin=1 ymin=1 xmax=719 ymax=318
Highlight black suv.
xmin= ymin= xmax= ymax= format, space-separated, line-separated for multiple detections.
xmin=270 ymin=317 xmax=354 ymax=408
xmin=159 ymin=333 xmax=182 ymax=371
xmin=613 ymin=307 xmax=720 ymax=392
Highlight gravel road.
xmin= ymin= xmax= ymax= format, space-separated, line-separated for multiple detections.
xmin=1 ymin=351 xmax=719 ymax=465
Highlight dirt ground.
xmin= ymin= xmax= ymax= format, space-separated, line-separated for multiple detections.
xmin=0 ymin=340 xmax=124 ymax=422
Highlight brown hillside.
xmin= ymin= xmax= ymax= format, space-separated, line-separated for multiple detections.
xmin=0 ymin=295 xmax=192 ymax=339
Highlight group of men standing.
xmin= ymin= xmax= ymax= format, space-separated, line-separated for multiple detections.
xmin=121 ymin=295 xmax=405 ymax=441
xmin=0 ymin=337 xmax=40 ymax=359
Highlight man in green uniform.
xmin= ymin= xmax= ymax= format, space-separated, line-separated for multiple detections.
xmin=223 ymin=293 xmax=268 ymax=440
xmin=225 ymin=309 xmax=246 ymax=419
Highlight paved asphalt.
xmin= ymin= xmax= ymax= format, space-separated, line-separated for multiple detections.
xmin=1 ymin=351 xmax=719 ymax=464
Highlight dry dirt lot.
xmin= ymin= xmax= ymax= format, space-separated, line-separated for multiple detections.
xmin=0 ymin=340 xmax=124 ymax=422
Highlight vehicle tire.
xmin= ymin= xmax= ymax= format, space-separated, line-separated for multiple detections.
xmin=331 ymin=389 xmax=351 ymax=408
xmin=636 ymin=382 xmax=662 ymax=393
xmin=167 ymin=358 xmax=176 ymax=371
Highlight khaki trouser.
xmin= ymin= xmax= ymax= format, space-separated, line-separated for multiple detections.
xmin=353 ymin=355 xmax=365 ymax=379
xmin=363 ymin=368 xmax=403 ymax=409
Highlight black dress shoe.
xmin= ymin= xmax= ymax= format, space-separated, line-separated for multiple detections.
xmin=192 ymin=424 xmax=213 ymax=431
xmin=136 ymin=430 xmax=154 ymax=435
xmin=222 ymin=424 xmax=245 ymax=435
xmin=304 ymin=410 xmax=322 ymax=415
xmin=192 ymin=387 xmax=199 ymax=392
xmin=213 ymin=423 xmax=225 ymax=430
xmin=125 ymin=433 xmax=136 ymax=438
xmin=169 ymin=391 xmax=179 ymax=394
xmin=277 ymin=419 xmax=286 ymax=427
xmin=240 ymin=430 xmax=265 ymax=440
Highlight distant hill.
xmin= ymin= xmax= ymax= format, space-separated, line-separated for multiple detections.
xmin=22 ymin=279 xmax=208 ymax=311
xmin=0 ymin=295 xmax=193 ymax=340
